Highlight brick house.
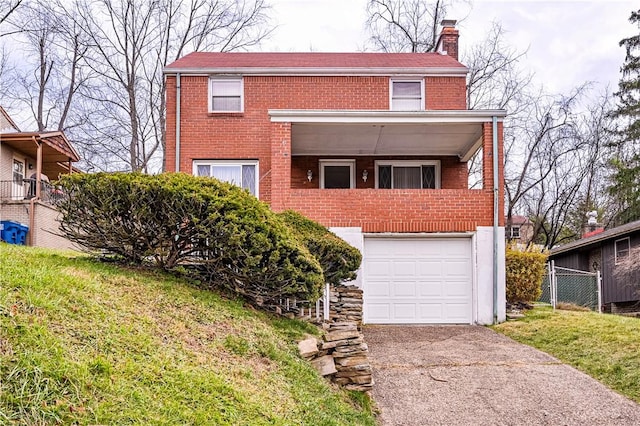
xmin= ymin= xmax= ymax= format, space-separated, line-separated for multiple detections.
xmin=164 ymin=22 xmax=506 ymax=324
xmin=0 ymin=106 xmax=79 ymax=249
xmin=508 ymin=215 xmax=535 ymax=244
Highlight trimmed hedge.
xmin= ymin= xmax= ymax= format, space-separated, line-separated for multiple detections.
xmin=505 ymin=245 xmax=548 ymax=304
xmin=278 ymin=210 xmax=362 ymax=286
xmin=56 ymin=172 xmax=324 ymax=304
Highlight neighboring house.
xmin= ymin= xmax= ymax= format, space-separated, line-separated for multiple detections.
xmin=549 ymin=219 xmax=640 ymax=313
xmin=163 ymin=21 xmax=507 ymax=325
xmin=0 ymin=106 xmax=80 ymax=249
xmin=507 ymin=215 xmax=534 ymax=244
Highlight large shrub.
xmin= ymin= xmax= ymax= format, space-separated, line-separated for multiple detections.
xmin=505 ymin=244 xmax=548 ymax=304
xmin=56 ymin=172 xmax=324 ymax=304
xmin=278 ymin=210 xmax=362 ymax=286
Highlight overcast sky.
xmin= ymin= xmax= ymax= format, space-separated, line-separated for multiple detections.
xmin=264 ymin=0 xmax=638 ymax=95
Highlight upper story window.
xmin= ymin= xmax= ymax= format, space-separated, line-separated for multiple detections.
xmin=615 ymin=237 xmax=630 ymax=264
xmin=209 ymin=77 xmax=243 ymax=112
xmin=376 ymin=160 xmax=440 ymax=189
xmin=390 ymin=79 xmax=424 ymax=111
xmin=194 ymin=160 xmax=258 ymax=196
xmin=510 ymin=226 xmax=521 ymax=239
xmin=320 ymin=159 xmax=355 ymax=189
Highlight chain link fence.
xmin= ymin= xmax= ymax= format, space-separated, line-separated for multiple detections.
xmin=539 ymin=262 xmax=602 ymax=312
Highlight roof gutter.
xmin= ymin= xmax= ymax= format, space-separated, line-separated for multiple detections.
xmin=269 ymin=109 xmax=507 ymax=123
xmin=163 ymin=66 xmax=469 ymax=76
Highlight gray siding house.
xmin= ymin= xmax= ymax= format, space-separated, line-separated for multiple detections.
xmin=548 ymin=220 xmax=640 ymax=312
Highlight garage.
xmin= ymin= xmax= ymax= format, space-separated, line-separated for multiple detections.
xmin=363 ymin=236 xmax=473 ymax=324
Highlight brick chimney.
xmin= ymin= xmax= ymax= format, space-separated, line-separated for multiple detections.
xmin=436 ymin=19 xmax=459 ymax=61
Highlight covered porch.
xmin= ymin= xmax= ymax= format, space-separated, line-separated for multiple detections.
xmin=0 ymin=131 xmax=80 ymax=247
xmin=268 ymin=109 xmax=506 ymax=232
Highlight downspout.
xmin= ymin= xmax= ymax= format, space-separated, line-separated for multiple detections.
xmin=492 ymin=116 xmax=499 ymax=324
xmin=175 ymin=73 xmax=181 ymax=172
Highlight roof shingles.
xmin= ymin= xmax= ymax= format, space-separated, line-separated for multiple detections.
xmin=165 ymin=52 xmax=465 ymax=70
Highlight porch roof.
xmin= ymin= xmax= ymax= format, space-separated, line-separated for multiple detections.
xmin=269 ymin=109 xmax=507 ymax=161
xmin=0 ymin=131 xmax=80 ymax=177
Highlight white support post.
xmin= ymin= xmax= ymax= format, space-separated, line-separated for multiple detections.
xmin=550 ymin=260 xmax=557 ymax=310
xmin=323 ymin=283 xmax=330 ymax=321
xmin=597 ymin=270 xmax=603 ymax=314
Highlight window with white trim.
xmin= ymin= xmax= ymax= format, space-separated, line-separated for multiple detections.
xmin=375 ymin=161 xmax=440 ymax=189
xmin=615 ymin=237 xmax=630 ymax=264
xmin=194 ymin=160 xmax=258 ymax=196
xmin=390 ymin=79 xmax=424 ymax=111
xmin=209 ymin=77 xmax=243 ymax=112
xmin=510 ymin=226 xmax=521 ymax=239
xmin=320 ymin=159 xmax=355 ymax=189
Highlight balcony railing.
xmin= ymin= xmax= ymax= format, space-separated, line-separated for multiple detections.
xmin=0 ymin=180 xmax=65 ymax=204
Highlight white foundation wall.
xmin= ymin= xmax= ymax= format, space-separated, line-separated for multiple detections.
xmin=328 ymin=227 xmax=364 ymax=288
xmin=475 ymin=226 xmax=506 ymax=324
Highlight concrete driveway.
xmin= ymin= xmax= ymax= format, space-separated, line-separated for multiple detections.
xmin=364 ymin=325 xmax=640 ymax=426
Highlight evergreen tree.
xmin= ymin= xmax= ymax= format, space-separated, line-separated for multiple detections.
xmin=610 ymin=9 xmax=640 ymax=226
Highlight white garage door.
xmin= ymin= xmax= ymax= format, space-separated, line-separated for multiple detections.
xmin=364 ymin=237 xmax=472 ymax=324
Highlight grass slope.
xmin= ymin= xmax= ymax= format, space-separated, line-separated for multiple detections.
xmin=0 ymin=244 xmax=376 ymax=425
xmin=493 ymin=307 xmax=640 ymax=403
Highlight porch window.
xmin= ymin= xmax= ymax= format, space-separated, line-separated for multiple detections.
xmin=615 ymin=237 xmax=630 ymax=265
xmin=376 ymin=161 xmax=440 ymax=189
xmin=390 ymin=80 xmax=423 ymax=111
xmin=194 ymin=160 xmax=258 ymax=196
xmin=320 ymin=160 xmax=355 ymax=189
xmin=209 ymin=77 xmax=243 ymax=112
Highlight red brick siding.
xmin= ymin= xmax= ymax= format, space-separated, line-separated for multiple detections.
xmin=291 ymin=156 xmax=468 ymax=189
xmin=281 ymin=189 xmax=493 ymax=233
xmin=165 ymin=74 xmax=467 ymax=173
xmin=165 ymin=72 xmax=503 ymax=231
xmin=425 ymin=76 xmax=467 ymax=109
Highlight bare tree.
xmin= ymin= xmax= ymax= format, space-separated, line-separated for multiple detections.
xmin=365 ymin=0 xmax=452 ymax=53
xmin=0 ymin=0 xmax=23 ymax=28
xmin=0 ymin=0 xmax=24 ymax=104
xmin=61 ymin=0 xmax=273 ymax=172
xmin=152 ymin=0 xmax=273 ymax=171
xmin=1 ymin=0 xmax=272 ymax=172
xmin=463 ymin=22 xmax=532 ymax=188
xmin=3 ymin=1 xmax=89 ymax=132
xmin=508 ymin=88 xmax=615 ymax=248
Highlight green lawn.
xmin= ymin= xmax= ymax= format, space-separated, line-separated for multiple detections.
xmin=0 ymin=243 xmax=376 ymax=425
xmin=493 ymin=306 xmax=640 ymax=403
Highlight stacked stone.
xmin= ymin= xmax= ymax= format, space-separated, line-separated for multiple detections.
xmin=324 ymin=322 xmax=372 ymax=391
xmin=298 ymin=321 xmax=373 ymax=392
xmin=330 ymin=285 xmax=363 ymax=324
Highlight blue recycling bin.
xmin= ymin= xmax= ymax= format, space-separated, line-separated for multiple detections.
xmin=0 ymin=221 xmax=29 ymax=245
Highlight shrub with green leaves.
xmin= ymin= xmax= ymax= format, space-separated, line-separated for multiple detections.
xmin=56 ymin=172 xmax=324 ymax=305
xmin=505 ymin=245 xmax=548 ymax=303
xmin=278 ymin=210 xmax=362 ymax=286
